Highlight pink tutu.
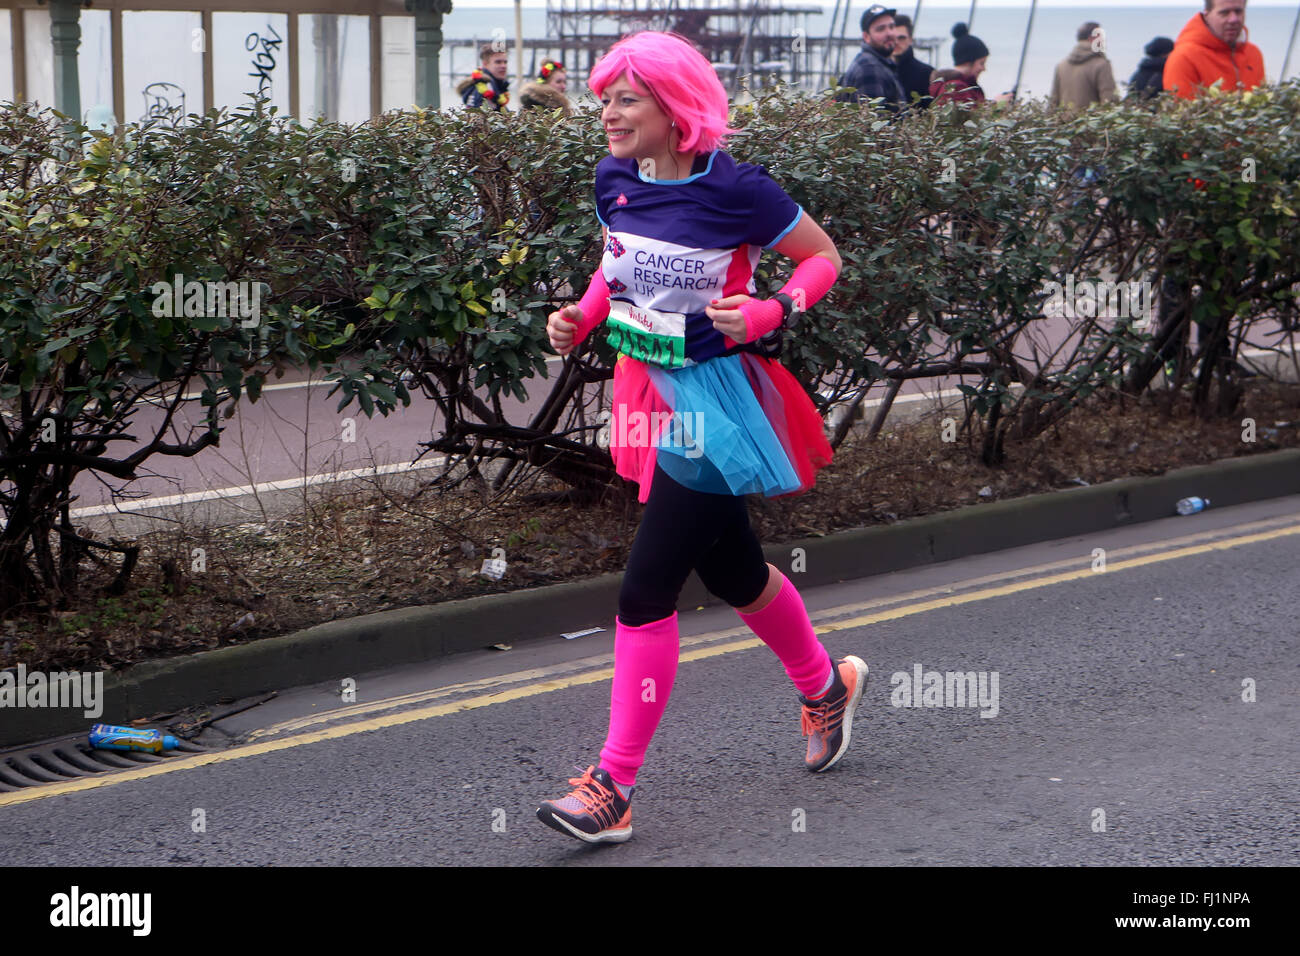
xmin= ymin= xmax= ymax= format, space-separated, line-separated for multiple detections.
xmin=608 ymin=351 xmax=833 ymax=503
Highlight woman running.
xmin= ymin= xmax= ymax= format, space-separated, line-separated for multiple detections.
xmin=537 ymin=30 xmax=867 ymax=845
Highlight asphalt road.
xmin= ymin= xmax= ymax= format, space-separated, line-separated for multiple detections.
xmin=2 ymin=496 xmax=1297 ymax=866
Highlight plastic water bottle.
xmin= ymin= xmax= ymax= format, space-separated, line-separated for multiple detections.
xmin=1176 ymin=496 xmax=1210 ymax=516
xmin=89 ymin=723 xmax=180 ymax=754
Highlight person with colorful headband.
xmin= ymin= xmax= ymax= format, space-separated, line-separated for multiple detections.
xmin=519 ymin=59 xmax=573 ymax=116
xmin=535 ymin=31 xmax=867 ymax=846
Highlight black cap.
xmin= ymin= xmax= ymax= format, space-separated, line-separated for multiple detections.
xmin=1144 ymin=36 xmax=1174 ymax=57
xmin=861 ymin=5 xmax=897 ymax=32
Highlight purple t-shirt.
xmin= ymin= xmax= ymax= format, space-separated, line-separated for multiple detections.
xmin=594 ymin=149 xmax=802 ymax=367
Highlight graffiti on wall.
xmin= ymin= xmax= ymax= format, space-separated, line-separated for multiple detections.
xmin=142 ymin=83 xmax=186 ymax=125
xmin=245 ymin=24 xmax=284 ymax=97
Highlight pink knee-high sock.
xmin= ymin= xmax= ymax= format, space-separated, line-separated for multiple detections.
xmin=598 ymin=612 xmax=679 ymax=788
xmin=737 ymin=569 xmax=833 ymax=698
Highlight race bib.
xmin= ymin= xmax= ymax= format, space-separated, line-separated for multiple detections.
xmin=606 ymin=299 xmax=686 ymax=369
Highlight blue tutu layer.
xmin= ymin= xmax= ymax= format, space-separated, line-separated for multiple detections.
xmin=643 ymin=353 xmax=801 ymax=497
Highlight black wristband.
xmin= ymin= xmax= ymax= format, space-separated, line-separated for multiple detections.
xmin=773 ymin=292 xmax=795 ymax=320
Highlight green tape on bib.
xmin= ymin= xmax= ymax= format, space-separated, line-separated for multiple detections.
xmin=608 ymin=323 xmax=687 ymax=369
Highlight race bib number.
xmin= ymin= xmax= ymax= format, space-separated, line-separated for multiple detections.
xmin=606 ymin=299 xmax=686 ymax=369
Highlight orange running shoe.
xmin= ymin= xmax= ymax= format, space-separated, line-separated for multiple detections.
xmin=536 ymin=765 xmax=633 ymax=844
xmin=799 ymin=655 xmax=869 ymax=772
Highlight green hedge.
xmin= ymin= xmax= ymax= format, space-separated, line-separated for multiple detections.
xmin=0 ymin=84 xmax=1297 ymax=610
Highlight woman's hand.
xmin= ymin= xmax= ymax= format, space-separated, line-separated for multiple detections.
xmin=547 ymin=304 xmax=584 ymax=356
xmin=705 ymin=294 xmax=753 ymax=342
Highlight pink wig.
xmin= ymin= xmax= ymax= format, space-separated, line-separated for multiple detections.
xmin=588 ymin=31 xmax=736 ymax=154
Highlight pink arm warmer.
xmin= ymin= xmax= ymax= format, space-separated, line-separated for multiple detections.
xmin=736 ymin=254 xmax=840 ymax=342
xmin=570 ymin=269 xmax=612 ymax=345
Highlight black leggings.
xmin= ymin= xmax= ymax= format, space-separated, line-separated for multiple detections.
xmin=618 ymin=461 xmax=771 ymax=627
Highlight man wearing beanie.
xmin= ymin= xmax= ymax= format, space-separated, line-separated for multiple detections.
xmin=1050 ymin=21 xmax=1119 ymax=110
xmin=1163 ymin=0 xmax=1264 ymax=99
xmin=836 ymin=4 xmax=906 ymax=113
xmin=929 ymin=23 xmax=998 ymax=106
xmin=1128 ymin=37 xmax=1175 ymax=100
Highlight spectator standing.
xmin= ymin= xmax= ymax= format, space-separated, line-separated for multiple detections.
xmin=891 ymin=14 xmax=936 ymax=109
xmin=1049 ymin=21 xmax=1119 ymax=110
xmin=1150 ymin=0 xmax=1267 ymax=386
xmin=1127 ymin=37 xmax=1175 ymax=100
xmin=1163 ymin=0 xmax=1264 ymax=99
xmin=520 ymin=60 xmax=573 ymax=116
xmin=836 ymin=5 xmax=907 ymax=113
xmin=458 ymin=44 xmax=512 ymax=111
xmin=930 ymin=23 xmax=1009 ymax=106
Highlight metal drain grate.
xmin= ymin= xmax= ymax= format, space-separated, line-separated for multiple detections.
xmin=0 ymin=736 xmax=212 ymax=791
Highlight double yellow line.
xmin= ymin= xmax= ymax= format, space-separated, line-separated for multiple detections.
xmin=2 ymin=515 xmax=1296 ymax=809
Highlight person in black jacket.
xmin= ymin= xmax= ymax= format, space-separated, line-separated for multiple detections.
xmin=891 ymin=14 xmax=935 ymax=109
xmin=835 ymin=4 xmax=906 ymax=113
xmin=1127 ymin=36 xmax=1174 ymax=101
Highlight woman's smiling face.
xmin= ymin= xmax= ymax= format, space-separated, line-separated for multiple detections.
xmin=599 ymin=75 xmax=673 ymax=159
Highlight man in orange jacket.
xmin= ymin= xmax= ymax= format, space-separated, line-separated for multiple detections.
xmin=1163 ymin=0 xmax=1264 ymax=99
xmin=1153 ymin=1 xmax=1267 ymax=385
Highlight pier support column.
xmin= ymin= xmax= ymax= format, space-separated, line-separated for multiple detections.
xmin=408 ymin=0 xmax=453 ymax=109
xmin=50 ymin=0 xmax=83 ymax=120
